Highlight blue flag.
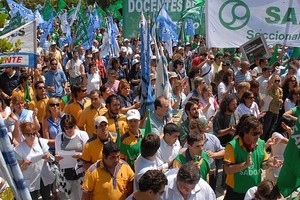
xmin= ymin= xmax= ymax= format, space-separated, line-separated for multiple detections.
xmin=186 ymin=18 xmax=195 ymax=36
xmin=39 ymin=14 xmax=54 ymax=49
xmin=159 ymin=21 xmax=178 ymax=42
xmin=6 ymin=0 xmax=34 ymax=21
xmin=140 ymin=13 xmax=154 ymax=115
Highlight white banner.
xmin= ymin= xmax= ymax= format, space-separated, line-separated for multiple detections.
xmin=0 ymin=20 xmax=37 ymax=67
xmin=206 ymin=0 xmax=300 ymax=48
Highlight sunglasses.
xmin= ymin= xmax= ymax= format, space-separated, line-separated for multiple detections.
xmin=247 ymin=96 xmax=255 ymax=99
xmin=49 ymin=103 xmax=60 ymax=107
xmin=37 ymin=86 xmax=45 ymax=90
xmin=274 ymin=80 xmax=280 ymax=83
xmin=24 ymin=132 xmax=36 ymax=137
xmin=252 ymin=131 xmax=262 ymax=136
xmin=51 ymin=63 xmax=58 ymax=66
xmin=81 ymin=89 xmax=87 ymax=92
xmin=64 ymin=125 xmax=74 ymax=130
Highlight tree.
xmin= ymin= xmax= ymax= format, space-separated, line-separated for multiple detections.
xmin=0 ymin=38 xmax=23 ymax=64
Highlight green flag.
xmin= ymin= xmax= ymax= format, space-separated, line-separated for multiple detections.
xmin=73 ymin=7 xmax=90 ymax=46
xmin=24 ymin=81 xmax=31 ymax=103
xmin=0 ymin=12 xmax=24 ymax=35
xmin=144 ymin=111 xmax=152 ymax=136
xmin=277 ymin=127 xmax=300 ymax=197
xmin=268 ymin=44 xmax=279 ymax=67
xmin=290 ymin=47 xmax=300 ymax=59
xmin=42 ymin=0 xmax=56 ymax=21
xmin=57 ymin=0 xmax=67 ymax=12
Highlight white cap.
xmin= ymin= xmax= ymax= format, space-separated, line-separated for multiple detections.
xmin=50 ymin=41 xmax=56 ymax=46
xmin=133 ymin=54 xmax=141 ymax=60
xmin=94 ymin=116 xmax=108 ymax=127
xmin=124 ymin=38 xmax=130 ymax=42
xmin=92 ymin=48 xmax=99 ymax=54
xmin=151 ymin=55 xmax=156 ymax=60
xmin=168 ymin=71 xmax=177 ymax=78
xmin=132 ymin=59 xmax=140 ymax=66
xmin=126 ymin=109 xmax=141 ymax=120
xmin=120 ymin=46 xmax=127 ymax=52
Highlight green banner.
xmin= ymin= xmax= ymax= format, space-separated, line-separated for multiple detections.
xmin=73 ymin=8 xmax=90 ymax=46
xmin=123 ymin=0 xmax=203 ymax=38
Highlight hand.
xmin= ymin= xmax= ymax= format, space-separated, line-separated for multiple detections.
xmin=55 ymin=155 xmax=63 ymax=162
xmin=134 ymin=102 xmax=140 ymax=109
xmin=281 ymin=122 xmax=292 ymax=134
xmin=1 ymin=92 xmax=10 ymax=100
xmin=206 ymin=150 xmax=215 ymax=158
xmin=48 ymin=86 xmax=55 ymax=92
xmin=21 ymin=160 xmax=32 ymax=170
xmin=245 ymin=152 xmax=252 ymax=167
xmin=33 ymin=108 xmax=38 ymax=117
xmin=72 ymin=152 xmax=82 ymax=159
xmin=259 ymin=111 xmax=267 ymax=118
xmin=267 ymin=156 xmax=283 ymax=168
xmin=265 ymin=137 xmax=279 ymax=148
xmin=42 ymin=152 xmax=50 ymax=160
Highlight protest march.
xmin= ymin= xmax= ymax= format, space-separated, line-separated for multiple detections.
xmin=0 ymin=0 xmax=300 ymax=199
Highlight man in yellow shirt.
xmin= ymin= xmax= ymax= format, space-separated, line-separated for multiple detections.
xmin=78 ymin=90 xmax=107 ymax=137
xmin=12 ymin=73 xmax=35 ymax=110
xmin=82 ymin=142 xmax=134 ymax=200
xmin=103 ymin=95 xmax=128 ymax=139
xmin=63 ymin=84 xmax=91 ymax=124
xmin=81 ymin=116 xmax=116 ymax=170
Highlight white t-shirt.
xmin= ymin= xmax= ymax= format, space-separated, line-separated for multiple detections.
xmin=201 ymin=63 xmax=213 ymax=85
xmin=236 ymin=102 xmax=260 ymax=119
xmin=14 ymin=138 xmax=55 ymax=192
xmin=162 ymin=169 xmax=216 ymax=200
xmin=256 ymin=75 xmax=269 ymax=96
xmin=87 ymin=72 xmax=101 ymax=94
xmin=252 ymin=66 xmax=262 ymax=77
xmin=271 ymin=132 xmax=287 ymax=177
xmin=284 ymin=98 xmax=295 ymax=112
xmin=156 ymin=139 xmax=181 ymax=169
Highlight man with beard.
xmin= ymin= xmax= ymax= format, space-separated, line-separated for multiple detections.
xmin=179 ymin=100 xmax=207 ymax=146
xmin=102 ymin=94 xmax=128 ymax=140
xmin=45 ymin=58 xmax=68 ymax=98
xmin=213 ymin=94 xmax=239 ymax=188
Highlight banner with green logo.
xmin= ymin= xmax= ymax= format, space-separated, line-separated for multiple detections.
xmin=123 ymin=0 xmax=203 ymax=38
xmin=206 ymin=0 xmax=300 ymax=48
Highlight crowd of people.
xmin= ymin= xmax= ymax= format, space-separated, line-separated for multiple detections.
xmin=0 ymin=17 xmax=300 ymax=200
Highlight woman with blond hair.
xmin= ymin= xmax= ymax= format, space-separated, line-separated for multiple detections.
xmin=15 ymin=122 xmax=54 ymax=200
xmin=171 ymin=80 xmax=187 ymax=115
xmin=42 ymin=97 xmax=64 ymax=155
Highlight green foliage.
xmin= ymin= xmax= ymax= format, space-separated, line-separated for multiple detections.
xmin=0 ymin=38 xmax=23 ymax=63
xmin=0 ymin=12 xmax=8 ymax=28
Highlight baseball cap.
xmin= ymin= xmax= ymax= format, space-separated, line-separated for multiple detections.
xmin=92 ymin=48 xmax=99 ymax=54
xmin=133 ymin=54 xmax=141 ymax=60
xmin=124 ymin=38 xmax=130 ymax=42
xmin=191 ymin=56 xmax=205 ymax=67
xmin=126 ymin=109 xmax=141 ymax=120
xmin=94 ymin=116 xmax=108 ymax=127
xmin=150 ymin=73 xmax=156 ymax=80
xmin=132 ymin=59 xmax=140 ymax=66
xmin=120 ymin=46 xmax=127 ymax=52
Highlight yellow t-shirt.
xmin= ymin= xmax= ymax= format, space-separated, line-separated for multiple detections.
xmin=103 ymin=112 xmax=128 ymax=140
xmin=78 ymin=105 xmax=107 ymax=138
xmin=12 ymin=85 xmax=35 ymax=110
xmin=63 ymin=98 xmax=91 ymax=124
xmin=82 ymin=160 xmax=134 ymax=200
xmin=33 ymin=97 xmax=48 ymax=123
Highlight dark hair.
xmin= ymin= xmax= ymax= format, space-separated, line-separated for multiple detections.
xmin=141 ymin=133 xmax=160 ymax=158
xmin=184 ymin=100 xmax=198 ymax=114
xmin=154 ymin=96 xmax=167 ymax=110
xmin=255 ymin=180 xmax=281 ymax=200
xmin=282 ymin=75 xmax=297 ymax=95
xmin=236 ymin=115 xmax=261 ymax=137
xmin=139 ymin=170 xmax=168 ymax=193
xmin=189 ymin=118 xmax=206 ymax=134
xmin=250 ymin=80 xmax=260 ymax=89
xmin=187 ymin=132 xmax=203 ymax=146
xmin=88 ymin=62 xmax=96 ymax=74
xmin=173 ymin=59 xmax=184 ymax=70
xmin=274 ymin=116 xmax=295 ymax=138
xmin=34 ymin=80 xmax=44 ymax=90
xmin=111 ymin=58 xmax=120 ymax=69
xmin=50 ymin=58 xmax=58 ymax=65
xmin=60 ymin=114 xmax=76 ymax=132
xmin=105 ymin=94 xmax=120 ymax=105
xmin=89 ymin=89 xmax=101 ymax=97
xmin=235 ymin=114 xmax=255 ymax=136
xmin=219 ymin=94 xmax=237 ymax=114
xmin=100 ymin=85 xmax=109 ymax=95
xmin=221 ymin=70 xmax=234 ymax=85
xmin=240 ymin=91 xmax=254 ymax=104
xmin=18 ymin=73 xmax=29 ymax=85
xmin=103 ymin=141 xmax=120 ymax=158
xmin=71 ymin=84 xmax=85 ymax=98
xmin=177 ymin=163 xmax=200 ymax=185
xmin=163 ymin=123 xmax=180 ymax=135
xmin=0 ymin=96 xmax=6 ymax=110
xmin=287 ymin=87 xmax=300 ymax=103
xmin=259 ymin=57 xmax=268 ymax=65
